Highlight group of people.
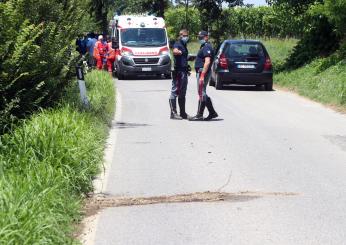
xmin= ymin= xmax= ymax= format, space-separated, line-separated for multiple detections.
xmin=169 ymin=29 xmax=218 ymax=121
xmin=76 ymin=33 xmax=116 ymax=73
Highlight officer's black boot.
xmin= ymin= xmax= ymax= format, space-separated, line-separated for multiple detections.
xmin=189 ymin=100 xmax=205 ymax=121
xmin=169 ymin=99 xmax=183 ymax=120
xmin=178 ymin=98 xmax=189 ymax=119
xmin=204 ymin=97 xmax=218 ymax=121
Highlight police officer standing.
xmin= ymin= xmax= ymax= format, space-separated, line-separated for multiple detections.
xmin=189 ymin=31 xmax=218 ymax=121
xmin=169 ymin=29 xmax=190 ymax=120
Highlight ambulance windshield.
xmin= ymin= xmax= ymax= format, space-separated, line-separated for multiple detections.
xmin=121 ymin=28 xmax=167 ymax=47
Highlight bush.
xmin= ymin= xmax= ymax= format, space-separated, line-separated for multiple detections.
xmin=0 ymin=0 xmax=92 ymax=133
xmin=0 ymin=70 xmax=115 ymax=244
xmin=283 ymin=16 xmax=340 ymax=70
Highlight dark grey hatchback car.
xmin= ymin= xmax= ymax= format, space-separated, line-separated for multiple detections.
xmin=210 ymin=40 xmax=273 ymax=91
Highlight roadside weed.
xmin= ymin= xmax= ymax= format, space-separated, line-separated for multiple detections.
xmin=0 ymin=70 xmax=115 ymax=244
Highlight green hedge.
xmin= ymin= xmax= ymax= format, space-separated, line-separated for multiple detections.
xmin=0 ymin=70 xmax=115 ymax=244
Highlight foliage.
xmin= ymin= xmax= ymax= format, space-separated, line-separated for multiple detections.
xmin=192 ymin=0 xmax=244 ymax=45
xmin=89 ymin=0 xmax=114 ymax=33
xmin=0 ymin=0 xmax=90 ymax=133
xmin=221 ymin=6 xmax=304 ymax=39
xmin=310 ymin=0 xmax=346 ymax=38
xmin=165 ymin=7 xmax=201 ymax=40
xmin=165 ymin=5 xmax=303 ymax=46
xmin=275 ymin=56 xmax=346 ymax=107
xmin=267 ymin=0 xmax=343 ymax=69
xmin=0 ymin=70 xmax=115 ymax=244
xmin=109 ymin=0 xmax=171 ymax=17
xmin=266 ymin=0 xmax=322 ymax=14
xmin=85 ymin=71 xmax=116 ymax=124
xmin=283 ymin=16 xmax=340 ymax=70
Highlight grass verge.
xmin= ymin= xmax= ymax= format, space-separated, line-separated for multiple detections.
xmin=274 ymin=55 xmax=346 ymax=108
xmin=0 ymin=70 xmax=115 ymax=244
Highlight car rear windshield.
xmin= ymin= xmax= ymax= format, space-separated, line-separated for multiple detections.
xmin=225 ymin=43 xmax=265 ymax=58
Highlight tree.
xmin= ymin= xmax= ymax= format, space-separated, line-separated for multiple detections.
xmin=313 ymin=0 xmax=346 ymax=37
xmin=165 ymin=7 xmax=201 ymax=39
xmin=89 ymin=0 xmax=112 ymax=33
xmin=110 ymin=0 xmax=170 ymax=17
xmin=268 ymin=0 xmax=342 ymax=69
xmin=192 ymin=0 xmax=243 ymax=45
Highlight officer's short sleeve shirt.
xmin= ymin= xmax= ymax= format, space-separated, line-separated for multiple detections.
xmin=195 ymin=43 xmax=214 ymax=70
xmin=173 ymin=40 xmax=188 ymax=71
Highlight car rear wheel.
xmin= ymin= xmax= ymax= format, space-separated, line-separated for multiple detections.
xmin=215 ymin=74 xmax=223 ymax=90
xmin=209 ymin=75 xmax=215 ymax=87
xmin=264 ymin=81 xmax=273 ymax=91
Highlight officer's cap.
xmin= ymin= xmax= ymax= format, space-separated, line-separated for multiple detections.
xmin=198 ymin=31 xmax=209 ymax=39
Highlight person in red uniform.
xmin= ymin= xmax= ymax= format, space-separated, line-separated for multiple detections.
xmin=106 ymin=37 xmax=116 ymax=74
xmin=94 ymin=35 xmax=108 ymax=70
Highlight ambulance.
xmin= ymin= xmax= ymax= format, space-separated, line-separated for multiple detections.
xmin=109 ymin=15 xmax=171 ymax=79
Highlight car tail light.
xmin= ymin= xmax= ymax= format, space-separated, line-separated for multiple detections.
xmin=120 ymin=47 xmax=133 ymax=56
xmin=264 ymin=57 xmax=272 ymax=71
xmin=159 ymin=47 xmax=169 ymax=55
xmin=219 ymin=53 xmax=228 ymax=69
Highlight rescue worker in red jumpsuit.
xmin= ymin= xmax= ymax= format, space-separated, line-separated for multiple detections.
xmin=94 ymin=35 xmax=108 ymax=70
xmin=106 ymin=37 xmax=116 ymax=74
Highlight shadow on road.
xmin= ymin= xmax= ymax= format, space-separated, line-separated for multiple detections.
xmin=217 ymin=85 xmax=276 ymax=92
xmin=117 ymin=75 xmax=171 ymax=81
xmin=188 ymin=118 xmax=224 ymax=122
xmin=133 ymin=89 xmax=167 ymax=93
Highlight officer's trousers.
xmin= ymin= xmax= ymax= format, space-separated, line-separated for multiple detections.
xmin=170 ymin=71 xmax=188 ymax=99
xmin=196 ymin=68 xmax=211 ymax=102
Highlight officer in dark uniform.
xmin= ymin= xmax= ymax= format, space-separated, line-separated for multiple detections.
xmin=189 ymin=31 xmax=218 ymax=121
xmin=169 ymin=29 xmax=190 ymax=120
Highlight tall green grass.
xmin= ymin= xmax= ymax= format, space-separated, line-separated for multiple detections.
xmin=0 ymin=70 xmax=115 ymax=244
xmin=275 ymin=57 xmax=346 ymax=106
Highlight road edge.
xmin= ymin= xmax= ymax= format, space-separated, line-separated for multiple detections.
xmin=78 ymin=82 xmax=122 ymax=245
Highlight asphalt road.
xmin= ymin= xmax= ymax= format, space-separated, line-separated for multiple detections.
xmin=92 ymin=76 xmax=346 ymax=245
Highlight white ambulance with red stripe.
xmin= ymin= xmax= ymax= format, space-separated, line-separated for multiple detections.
xmin=109 ymin=15 xmax=171 ymax=79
